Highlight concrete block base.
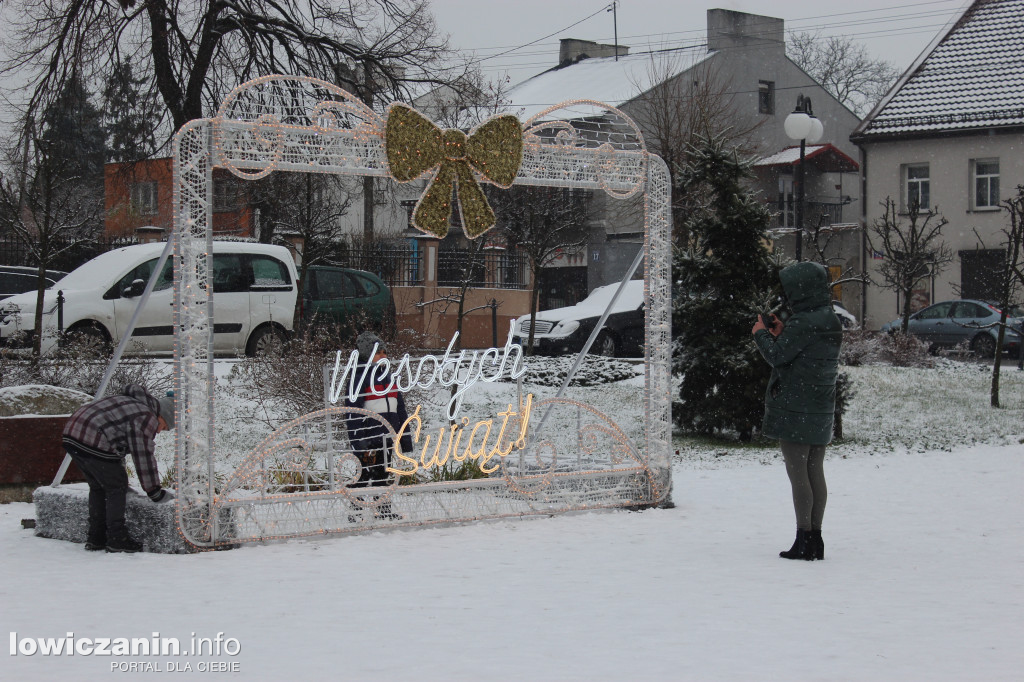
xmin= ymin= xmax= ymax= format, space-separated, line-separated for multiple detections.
xmin=33 ymin=484 xmax=198 ymax=554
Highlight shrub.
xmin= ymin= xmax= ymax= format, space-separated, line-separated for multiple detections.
xmin=504 ymin=355 xmax=641 ymax=387
xmin=0 ymin=335 xmax=170 ymax=396
xmin=833 ymin=371 xmax=853 ymax=439
xmin=230 ymin=323 xmax=427 ymax=426
xmin=839 ymin=330 xmax=933 ymax=368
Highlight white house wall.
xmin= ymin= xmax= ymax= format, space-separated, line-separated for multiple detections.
xmin=861 ymin=130 xmax=1024 ymax=328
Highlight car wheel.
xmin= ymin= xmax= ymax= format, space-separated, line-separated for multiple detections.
xmin=971 ymin=333 xmax=997 ymax=359
xmin=246 ymin=325 xmax=286 ymax=357
xmin=593 ymin=331 xmax=617 ymax=357
xmin=64 ymin=323 xmax=110 ymax=354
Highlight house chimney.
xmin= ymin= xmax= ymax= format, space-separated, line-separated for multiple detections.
xmin=706 ymin=9 xmax=784 ymax=52
xmin=558 ymin=39 xmax=629 ymax=67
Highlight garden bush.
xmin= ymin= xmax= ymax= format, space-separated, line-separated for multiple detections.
xmin=839 ymin=330 xmax=933 ymax=368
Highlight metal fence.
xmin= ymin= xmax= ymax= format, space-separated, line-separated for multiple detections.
xmin=0 ymin=237 xmax=141 ymax=273
xmin=324 ymin=244 xmax=422 ymax=287
xmin=437 ymin=248 xmax=528 ymax=289
xmin=328 ymin=244 xmax=529 ymax=290
xmin=1 ymin=237 xmax=530 ymax=291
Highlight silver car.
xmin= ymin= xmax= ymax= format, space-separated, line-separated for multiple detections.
xmin=880 ymin=299 xmax=1022 ymax=357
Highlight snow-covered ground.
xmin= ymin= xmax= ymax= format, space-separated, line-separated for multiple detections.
xmin=2 ymin=358 xmax=1023 ymax=680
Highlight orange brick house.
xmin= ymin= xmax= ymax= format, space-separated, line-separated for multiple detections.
xmin=104 ymin=158 xmax=254 ymax=239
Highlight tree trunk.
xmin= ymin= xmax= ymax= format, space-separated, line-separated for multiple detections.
xmin=991 ymin=346 xmax=1002 ymax=408
xmin=992 ymin=205 xmax=1023 ymax=408
xmin=900 ymin=285 xmax=914 ymax=334
xmin=363 ymin=177 xmax=375 ymax=241
xmin=361 ymin=66 xmax=375 ymax=241
xmin=527 ymin=264 xmax=541 ymax=355
xmin=32 ymin=263 xmax=48 ymax=358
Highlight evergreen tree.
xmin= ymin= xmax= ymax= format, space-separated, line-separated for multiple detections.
xmin=0 ymin=78 xmax=104 ymax=355
xmin=38 ymin=76 xmax=105 ymax=186
xmin=673 ymin=134 xmax=779 ymax=441
xmin=102 ymin=60 xmax=161 ymax=163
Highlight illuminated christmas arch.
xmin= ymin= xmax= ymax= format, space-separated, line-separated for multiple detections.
xmin=172 ymin=75 xmax=672 ymax=547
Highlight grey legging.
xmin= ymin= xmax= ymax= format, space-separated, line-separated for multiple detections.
xmin=780 ymin=440 xmax=827 ymax=531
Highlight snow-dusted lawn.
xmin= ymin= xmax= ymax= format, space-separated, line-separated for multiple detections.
xmin=2 ymin=358 xmax=1022 ymax=680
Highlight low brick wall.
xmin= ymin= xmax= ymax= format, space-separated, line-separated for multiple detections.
xmin=0 ymin=415 xmax=83 ymax=485
xmin=393 ymin=286 xmax=531 ymax=349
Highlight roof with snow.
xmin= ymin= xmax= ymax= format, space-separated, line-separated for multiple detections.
xmin=504 ymin=49 xmax=710 ymax=122
xmin=854 ymin=0 xmax=1024 ymax=139
xmin=755 ymin=144 xmax=859 ymax=173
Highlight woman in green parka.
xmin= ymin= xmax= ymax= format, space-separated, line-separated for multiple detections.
xmin=752 ymin=261 xmax=842 ymax=561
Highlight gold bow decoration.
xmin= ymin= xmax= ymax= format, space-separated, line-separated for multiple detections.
xmin=385 ymin=104 xmax=523 ymax=239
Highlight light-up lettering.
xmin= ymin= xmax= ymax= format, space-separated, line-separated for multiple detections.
xmin=388 ymin=394 xmax=534 ymax=476
xmin=328 ymin=321 xmax=527 ymax=420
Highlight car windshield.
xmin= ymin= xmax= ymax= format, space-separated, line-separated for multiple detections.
xmin=52 ymin=248 xmax=160 ymax=291
xmin=570 ymin=280 xmax=645 ymax=316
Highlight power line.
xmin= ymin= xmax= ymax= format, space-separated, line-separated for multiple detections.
xmin=470 ymin=20 xmax=955 ymax=75
xmin=474 ymin=4 xmax=614 ymax=65
xmin=463 ymin=0 xmax=965 ymax=56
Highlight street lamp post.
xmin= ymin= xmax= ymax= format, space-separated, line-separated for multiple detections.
xmin=784 ymin=95 xmax=824 ymax=262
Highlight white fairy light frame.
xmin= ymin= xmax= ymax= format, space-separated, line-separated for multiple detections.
xmin=172 ymin=75 xmax=672 ymax=547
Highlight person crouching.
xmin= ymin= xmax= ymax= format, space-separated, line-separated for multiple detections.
xmin=62 ymin=384 xmax=175 ymax=553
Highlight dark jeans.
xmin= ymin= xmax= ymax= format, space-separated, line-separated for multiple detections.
xmin=350 ymin=449 xmax=390 ymax=488
xmin=65 ymin=444 xmax=129 ymax=542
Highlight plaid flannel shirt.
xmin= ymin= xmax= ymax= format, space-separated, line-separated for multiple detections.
xmin=62 ymin=384 xmax=162 ymax=494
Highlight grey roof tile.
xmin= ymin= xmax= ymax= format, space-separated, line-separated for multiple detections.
xmin=858 ymin=0 xmax=1024 ymax=137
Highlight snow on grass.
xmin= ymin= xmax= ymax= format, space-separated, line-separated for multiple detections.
xmin=673 ymin=358 xmax=1024 ymax=470
xmin=5 ymin=356 xmax=1023 ymax=680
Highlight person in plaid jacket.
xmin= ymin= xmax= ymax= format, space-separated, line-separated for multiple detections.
xmin=62 ymin=384 xmax=175 ymax=552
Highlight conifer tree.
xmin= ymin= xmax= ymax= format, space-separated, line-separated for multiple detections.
xmin=102 ymin=60 xmax=161 ymax=163
xmin=38 ymin=76 xmax=105 ymax=187
xmin=673 ymin=134 xmax=778 ymax=441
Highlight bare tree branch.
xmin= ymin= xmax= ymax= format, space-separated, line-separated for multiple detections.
xmin=866 ymin=197 xmax=953 ymax=333
xmin=3 ymin=0 xmax=471 ymax=137
xmin=788 ymin=32 xmax=898 ymax=116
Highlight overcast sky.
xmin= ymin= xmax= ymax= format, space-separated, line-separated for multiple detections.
xmin=431 ymin=0 xmax=973 ymax=88
xmin=0 ymin=0 xmax=973 ymax=133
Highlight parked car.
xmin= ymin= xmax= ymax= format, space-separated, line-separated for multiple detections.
xmin=301 ymin=265 xmax=396 ymax=337
xmin=832 ymin=300 xmax=858 ymax=329
xmin=0 ymin=265 xmax=68 ymax=300
xmin=0 ymin=242 xmax=298 ymax=356
xmin=512 ymin=279 xmax=645 ymax=357
xmin=879 ymin=299 xmax=1023 ymax=357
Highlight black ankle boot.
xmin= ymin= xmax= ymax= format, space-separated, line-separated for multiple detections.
xmin=106 ymin=531 xmax=143 ymax=553
xmin=810 ymin=530 xmax=824 ymax=560
xmin=780 ymin=529 xmax=814 ymax=560
xmin=374 ymin=503 xmax=402 ymax=520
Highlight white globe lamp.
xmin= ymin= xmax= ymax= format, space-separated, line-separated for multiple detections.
xmin=806 ymin=116 xmax=824 ymax=144
xmin=784 ymin=111 xmax=812 ymax=141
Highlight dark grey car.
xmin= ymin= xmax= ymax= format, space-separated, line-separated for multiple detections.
xmin=880 ymin=299 xmax=1022 ymax=357
xmin=0 ymin=266 xmax=67 ymax=300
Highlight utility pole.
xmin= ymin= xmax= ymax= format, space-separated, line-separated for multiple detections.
xmin=608 ymin=2 xmax=619 ymax=61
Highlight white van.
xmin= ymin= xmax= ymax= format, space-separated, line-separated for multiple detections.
xmin=0 ymin=241 xmax=298 ymax=355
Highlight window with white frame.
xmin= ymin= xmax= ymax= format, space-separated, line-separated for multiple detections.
xmin=777 ymin=177 xmax=795 ymax=228
xmin=972 ymin=158 xmax=1000 ymax=210
xmin=903 ymin=164 xmax=930 ymax=211
xmin=130 ymin=181 xmax=158 ymax=215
